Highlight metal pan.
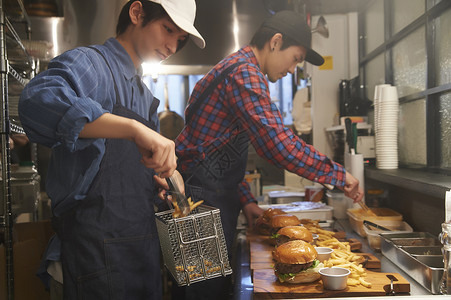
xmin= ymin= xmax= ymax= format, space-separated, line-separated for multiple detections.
xmin=380 ymin=232 xmax=441 ymax=247
xmin=402 ymin=246 xmax=443 ymax=258
xmin=380 ymin=232 xmax=444 ymax=294
xmin=158 ymin=84 xmax=185 ymax=140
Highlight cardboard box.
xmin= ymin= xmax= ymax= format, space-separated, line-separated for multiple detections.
xmin=0 ymin=220 xmax=54 ymax=300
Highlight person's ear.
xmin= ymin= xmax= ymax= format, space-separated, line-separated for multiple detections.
xmin=129 ymin=1 xmax=143 ymax=25
xmin=270 ymin=33 xmax=283 ymax=51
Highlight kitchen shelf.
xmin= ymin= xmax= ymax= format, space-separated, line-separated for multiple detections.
xmin=8 ymin=64 xmax=29 ymax=86
xmin=1 ymin=1 xmax=35 ymax=298
xmin=325 ymin=123 xmax=373 ymax=132
xmin=10 ymin=122 xmax=25 ymax=134
xmin=5 ymin=16 xmax=33 ymax=67
xmin=365 ymin=167 xmax=451 ymax=199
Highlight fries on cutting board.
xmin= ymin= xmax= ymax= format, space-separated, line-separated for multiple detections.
xmin=300 ymin=218 xmax=372 ymax=288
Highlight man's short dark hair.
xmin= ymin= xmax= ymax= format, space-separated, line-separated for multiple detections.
xmin=116 ymin=0 xmax=188 ymax=51
xmin=250 ymin=27 xmax=299 ymax=51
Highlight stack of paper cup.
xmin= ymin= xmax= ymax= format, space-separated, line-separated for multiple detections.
xmin=374 ymin=84 xmax=399 ymax=169
xmin=373 ymin=84 xmax=390 ymax=141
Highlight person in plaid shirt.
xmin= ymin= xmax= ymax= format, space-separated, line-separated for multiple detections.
xmin=174 ymin=10 xmax=363 ymax=300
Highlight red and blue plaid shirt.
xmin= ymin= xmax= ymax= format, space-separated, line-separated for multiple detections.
xmin=176 ymin=46 xmax=346 ymax=206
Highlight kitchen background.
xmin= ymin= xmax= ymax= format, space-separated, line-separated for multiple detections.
xmin=3 ymin=0 xmax=451 ymax=234
xmin=1 ymin=0 xmax=450 ymax=232
xmin=1 ymin=0 xmax=451 ymax=298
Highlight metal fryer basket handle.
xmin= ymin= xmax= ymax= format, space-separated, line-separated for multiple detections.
xmin=178 ymin=232 xmax=217 ymax=245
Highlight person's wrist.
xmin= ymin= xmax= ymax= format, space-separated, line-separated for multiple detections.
xmin=128 ymin=119 xmax=146 ymax=141
xmin=246 ymin=199 xmax=258 ymax=206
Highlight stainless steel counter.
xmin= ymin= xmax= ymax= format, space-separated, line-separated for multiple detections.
xmin=232 ymin=219 xmax=445 ymax=300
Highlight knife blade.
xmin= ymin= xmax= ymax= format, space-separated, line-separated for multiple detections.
xmin=166 ymin=176 xmax=190 ymax=217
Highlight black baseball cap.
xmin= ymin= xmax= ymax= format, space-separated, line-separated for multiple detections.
xmin=262 ymin=10 xmax=324 ymax=66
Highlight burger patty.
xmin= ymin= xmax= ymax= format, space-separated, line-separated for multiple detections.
xmin=275 ymin=235 xmax=290 ymax=246
xmin=259 ymin=223 xmax=271 ymax=232
xmin=275 ymin=261 xmax=314 ymax=274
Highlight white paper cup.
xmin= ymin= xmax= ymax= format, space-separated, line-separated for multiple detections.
xmin=311 ymin=234 xmax=319 ymax=246
xmin=319 ymin=267 xmax=350 ymax=290
xmin=380 ymin=86 xmax=399 ymax=103
xmin=374 ymin=84 xmax=391 ymax=101
xmin=315 ymin=247 xmax=334 ymax=262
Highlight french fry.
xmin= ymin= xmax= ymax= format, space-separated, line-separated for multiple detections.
xmin=327 ymin=258 xmax=349 ymax=265
xmin=206 ymin=266 xmax=221 ymax=273
xmin=299 ymin=219 xmax=320 ymax=228
xmin=172 ymin=201 xmax=182 ymax=218
xmin=359 ymin=277 xmax=372 ymax=288
xmin=190 ymin=199 xmax=204 ymax=210
xmin=350 ymin=263 xmax=365 ymax=274
xmin=171 ymin=196 xmax=204 ymax=218
xmin=175 ymin=265 xmax=196 ymax=272
xmin=189 ymin=273 xmax=202 ymax=279
xmin=204 ymin=260 xmax=213 ymax=267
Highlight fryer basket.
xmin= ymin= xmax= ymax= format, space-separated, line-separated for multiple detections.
xmin=155 ymin=205 xmax=232 ymax=286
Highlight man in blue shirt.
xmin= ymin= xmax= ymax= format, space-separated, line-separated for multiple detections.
xmin=19 ymin=0 xmax=205 ymax=299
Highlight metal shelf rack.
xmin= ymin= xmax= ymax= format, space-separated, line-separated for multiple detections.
xmin=1 ymin=0 xmax=35 ymax=299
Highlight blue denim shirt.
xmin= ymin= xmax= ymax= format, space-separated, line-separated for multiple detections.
xmin=19 ymin=38 xmax=160 ymax=216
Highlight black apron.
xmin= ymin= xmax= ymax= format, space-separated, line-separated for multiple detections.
xmin=175 ymin=62 xmax=248 ymax=300
xmin=55 ymin=47 xmax=161 ymax=300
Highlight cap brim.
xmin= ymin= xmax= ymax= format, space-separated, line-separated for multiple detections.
xmin=306 ymin=49 xmax=324 ymax=66
xmin=162 ymin=4 xmax=206 ymax=49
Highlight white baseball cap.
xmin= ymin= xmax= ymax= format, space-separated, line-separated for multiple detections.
xmin=150 ymin=0 xmax=206 ymax=49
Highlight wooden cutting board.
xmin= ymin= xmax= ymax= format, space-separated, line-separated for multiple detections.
xmin=342 ymin=238 xmax=362 ymax=251
xmin=249 ymin=240 xmax=380 ymax=270
xmin=253 ymin=269 xmax=410 ymax=298
xmin=249 ymin=239 xmax=275 ymax=270
xmin=355 ymin=253 xmax=380 ymax=269
xmin=332 ymin=230 xmax=347 ymax=239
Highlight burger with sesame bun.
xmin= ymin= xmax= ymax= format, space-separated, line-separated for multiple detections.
xmin=273 ymin=240 xmax=323 ymax=284
xmin=270 ymin=225 xmax=313 ymax=246
xmin=254 ymin=208 xmax=287 ymax=235
xmin=269 ymin=214 xmax=301 ymax=235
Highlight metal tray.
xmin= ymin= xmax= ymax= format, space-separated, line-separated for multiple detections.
xmin=390 ymin=237 xmax=441 ymax=247
xmin=380 ymin=232 xmax=444 ymax=294
xmin=402 ymin=246 xmax=443 ymax=258
xmin=382 ymin=232 xmax=442 ymax=247
xmin=415 ymin=255 xmax=444 ymax=268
